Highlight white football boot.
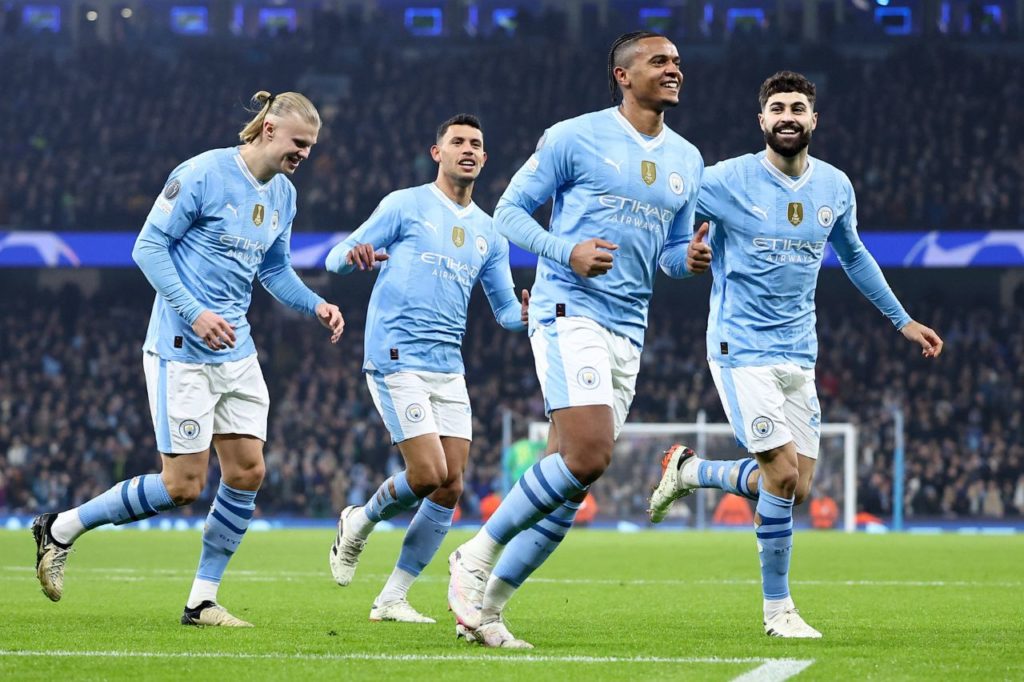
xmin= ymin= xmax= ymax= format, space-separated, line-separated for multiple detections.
xmin=764 ymin=608 xmax=822 ymax=638
xmin=648 ymin=444 xmax=698 ymax=523
xmin=369 ymin=598 xmax=436 ymax=624
xmin=447 ymin=547 xmax=488 ymax=630
xmin=180 ymin=601 xmax=253 ymax=627
xmin=329 ymin=505 xmax=366 ymax=586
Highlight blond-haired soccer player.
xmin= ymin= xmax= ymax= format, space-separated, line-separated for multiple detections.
xmin=32 ymin=91 xmax=344 ymax=627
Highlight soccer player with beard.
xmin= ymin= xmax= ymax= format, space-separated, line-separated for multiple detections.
xmin=447 ymin=32 xmax=705 ymax=648
xmin=648 ymin=71 xmax=943 ymax=637
xmin=324 ymin=114 xmax=527 ymax=624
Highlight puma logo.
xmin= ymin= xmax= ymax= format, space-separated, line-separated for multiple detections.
xmin=226 ymin=203 xmax=239 ymax=218
xmin=602 ymin=157 xmax=623 ymax=174
xmin=751 ymin=205 xmax=768 ymax=220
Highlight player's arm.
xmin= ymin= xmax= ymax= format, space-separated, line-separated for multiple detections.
xmin=494 ymin=126 xmax=616 ymax=278
xmin=132 ymin=165 xmax=235 ymax=350
xmin=324 ymin=193 xmax=403 ymax=275
xmin=660 ymin=159 xmax=707 ymax=278
xmin=829 ymin=182 xmax=943 ymax=358
xmin=261 ymin=205 xmax=344 ymax=344
xmin=479 ymin=236 xmax=527 ymax=332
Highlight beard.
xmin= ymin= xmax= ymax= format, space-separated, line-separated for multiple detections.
xmin=764 ymin=125 xmax=812 ymax=157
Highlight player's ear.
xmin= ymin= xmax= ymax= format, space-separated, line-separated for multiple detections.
xmin=810 ymin=111 xmax=818 ymax=130
xmin=480 ymin=151 xmax=488 ymax=167
xmin=430 ymin=144 xmax=442 ymax=162
xmin=263 ymin=119 xmax=275 ymax=141
xmin=614 ymin=65 xmax=630 ymax=90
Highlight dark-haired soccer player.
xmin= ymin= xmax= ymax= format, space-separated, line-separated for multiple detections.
xmin=447 ymin=32 xmax=706 ymax=648
xmin=324 ymin=114 xmax=527 ymax=624
xmin=649 ymin=71 xmax=943 ymax=638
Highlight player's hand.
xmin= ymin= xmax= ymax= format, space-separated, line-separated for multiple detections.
xmin=520 ymin=289 xmax=530 ymax=324
xmin=686 ymin=222 xmax=712 ymax=274
xmin=569 ymin=238 xmax=618 ymax=277
xmin=316 ymin=302 xmax=345 ymax=344
xmin=900 ymin=320 xmax=943 ymax=359
xmin=346 ymin=243 xmax=388 ymax=271
xmin=192 ymin=310 xmax=236 ymax=351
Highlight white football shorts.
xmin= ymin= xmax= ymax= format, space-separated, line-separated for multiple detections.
xmin=530 ymin=316 xmax=641 ymax=439
xmin=366 ymin=370 xmax=472 ymax=444
xmin=708 ymin=359 xmax=821 ymax=459
xmin=143 ymin=351 xmax=270 ymax=455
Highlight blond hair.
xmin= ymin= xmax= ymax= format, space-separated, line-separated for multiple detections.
xmin=238 ymin=91 xmax=321 ymax=144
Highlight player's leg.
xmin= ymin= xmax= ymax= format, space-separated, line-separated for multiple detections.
xmin=449 ymin=318 xmax=612 ymax=632
xmin=182 ymin=433 xmax=262 ymax=627
xmin=331 ymin=372 xmax=443 ymax=587
xmin=372 ymin=434 xmax=467 ymax=624
xmin=649 ymin=361 xmax=769 ymax=522
xmin=750 ymin=366 xmax=821 ymax=638
xmin=32 ymin=353 xmax=210 ymax=602
xmin=181 ymin=354 xmax=270 ymax=627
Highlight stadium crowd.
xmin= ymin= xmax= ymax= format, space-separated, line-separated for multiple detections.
xmin=1 ymin=274 xmax=1021 ymax=522
xmin=0 ymin=34 xmax=1020 ymax=233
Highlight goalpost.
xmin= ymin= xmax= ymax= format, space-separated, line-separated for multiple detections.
xmin=528 ymin=417 xmax=859 ymax=532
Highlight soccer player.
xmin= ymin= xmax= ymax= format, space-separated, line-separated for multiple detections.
xmin=648 ymin=71 xmax=944 ymax=638
xmin=447 ymin=32 xmax=706 ymax=648
xmin=31 ymin=91 xmax=345 ymax=626
xmin=324 ymin=114 xmax=527 ymax=624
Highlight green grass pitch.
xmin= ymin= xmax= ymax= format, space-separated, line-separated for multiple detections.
xmin=2 ymin=528 xmax=1021 ymax=680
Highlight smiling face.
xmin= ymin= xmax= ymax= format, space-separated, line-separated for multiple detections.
xmin=263 ymin=114 xmax=319 ymax=176
xmin=759 ymin=92 xmax=817 ymax=158
xmin=432 ymin=123 xmax=486 ymax=187
xmin=615 ymin=36 xmax=682 ymax=109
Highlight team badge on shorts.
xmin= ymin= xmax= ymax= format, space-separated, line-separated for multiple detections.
xmin=577 ymin=367 xmax=600 ymax=389
xmin=406 ymin=404 xmax=426 ymax=422
xmin=179 ymin=419 xmax=201 ymax=440
xmin=751 ymin=416 xmax=774 ymax=439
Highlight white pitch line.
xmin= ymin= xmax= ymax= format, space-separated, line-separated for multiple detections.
xmin=732 ymin=659 xmax=816 ymax=682
xmin=1 ymin=566 xmax=1018 ymax=588
xmin=0 ymin=650 xmax=814 ymax=674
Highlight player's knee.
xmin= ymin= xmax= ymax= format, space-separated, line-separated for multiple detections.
xmin=406 ymin=462 xmax=447 ymax=496
xmin=225 ymin=461 xmax=265 ymax=491
xmin=793 ymin=481 xmax=812 ymax=506
xmin=562 ymin=439 xmax=613 ymax=486
xmin=766 ymin=468 xmax=799 ymax=497
xmin=164 ymin=477 xmax=203 ymax=506
xmin=431 ymin=476 xmax=463 ymax=508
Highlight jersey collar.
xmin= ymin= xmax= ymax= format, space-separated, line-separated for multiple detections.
xmin=610 ymin=107 xmax=666 ymax=152
xmin=428 ymin=182 xmax=476 ymax=219
xmin=233 ymin=148 xmax=272 ymax=193
xmin=758 ymin=152 xmax=815 ymax=192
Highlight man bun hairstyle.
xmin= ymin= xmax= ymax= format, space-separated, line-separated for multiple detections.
xmin=238 ymin=91 xmax=321 ymax=144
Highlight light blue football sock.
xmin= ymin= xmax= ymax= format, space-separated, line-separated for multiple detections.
xmin=364 ymin=471 xmax=419 ymax=522
xmin=698 ymin=458 xmax=760 ymax=500
xmin=483 ymin=453 xmax=586 ymax=545
xmin=195 ymin=482 xmax=256 ymax=584
xmin=77 ymin=474 xmax=176 ymax=529
xmin=493 ymin=499 xmax=580 ymax=588
xmin=755 ymin=490 xmax=795 ymax=600
xmin=396 ymin=498 xmax=455 ymax=577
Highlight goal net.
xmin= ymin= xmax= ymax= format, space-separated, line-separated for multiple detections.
xmin=527 ymin=418 xmax=858 ymax=532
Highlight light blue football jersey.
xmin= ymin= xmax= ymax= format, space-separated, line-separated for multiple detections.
xmin=495 ymin=107 xmax=704 ymax=350
xmin=141 ymin=147 xmax=312 ymax=363
xmin=326 ymin=183 xmax=524 ymax=375
xmin=699 ymin=152 xmax=912 ymax=368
